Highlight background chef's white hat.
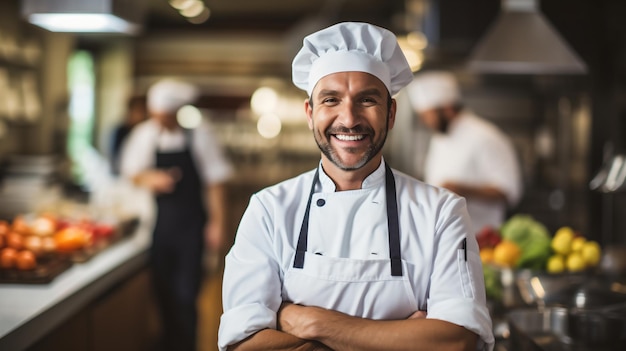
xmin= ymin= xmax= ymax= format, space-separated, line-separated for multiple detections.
xmin=406 ymin=71 xmax=461 ymax=112
xmin=292 ymin=22 xmax=413 ymax=96
xmin=147 ymin=79 xmax=199 ymax=114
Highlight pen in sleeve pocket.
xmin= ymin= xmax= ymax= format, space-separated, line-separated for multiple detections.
xmin=462 ymin=238 xmax=467 ymax=261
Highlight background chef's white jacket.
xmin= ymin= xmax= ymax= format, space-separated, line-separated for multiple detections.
xmin=219 ymin=160 xmax=494 ymax=351
xmin=424 ymin=110 xmax=522 ymax=234
xmin=119 ymin=118 xmax=233 ymax=185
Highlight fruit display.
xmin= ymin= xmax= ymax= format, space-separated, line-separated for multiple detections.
xmin=478 ymin=215 xmax=552 ymax=270
xmin=0 ymin=212 xmax=134 ymax=283
xmin=478 ymin=215 xmax=604 ymax=274
xmin=545 ymin=226 xmax=602 ymax=274
xmin=479 ymin=214 xmax=606 ymax=303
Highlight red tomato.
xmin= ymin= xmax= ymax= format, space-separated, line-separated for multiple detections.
xmin=0 ymin=247 xmax=18 ymax=269
xmin=15 ymin=250 xmax=37 ymax=270
xmin=6 ymin=232 xmax=24 ymax=250
xmin=0 ymin=220 xmax=9 ymax=236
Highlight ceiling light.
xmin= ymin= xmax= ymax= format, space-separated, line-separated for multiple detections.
xmin=27 ymin=13 xmax=140 ymax=34
xmin=169 ymin=0 xmax=197 ymax=11
xmin=257 ymin=114 xmax=282 ymax=139
xmin=188 ymin=7 xmax=211 ymax=24
xmin=179 ymin=1 xmax=205 ymax=18
xmin=177 ymin=105 xmax=203 ymax=129
xmin=21 ymin=0 xmax=145 ymax=35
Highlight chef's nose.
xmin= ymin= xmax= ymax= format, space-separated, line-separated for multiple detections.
xmin=336 ymin=100 xmax=360 ymax=127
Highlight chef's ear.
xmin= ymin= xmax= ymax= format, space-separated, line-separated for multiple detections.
xmin=305 ymin=98 xmax=314 ymax=130
xmin=387 ymin=98 xmax=397 ymax=130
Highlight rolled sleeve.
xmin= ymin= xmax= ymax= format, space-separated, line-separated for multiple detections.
xmin=218 ymin=303 xmax=277 ymax=351
xmin=218 ymin=196 xmax=283 ymax=349
xmin=428 ymin=195 xmax=494 ymax=350
xmin=427 ymin=297 xmax=494 ymax=351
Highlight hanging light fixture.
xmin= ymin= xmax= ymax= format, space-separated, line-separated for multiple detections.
xmin=466 ymin=0 xmax=587 ymax=74
xmin=21 ymin=0 xmax=147 ymax=35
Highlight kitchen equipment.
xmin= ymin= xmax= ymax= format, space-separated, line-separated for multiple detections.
xmin=507 ymin=306 xmax=569 ymax=351
xmin=466 ymin=0 xmax=587 ymax=74
xmin=514 ymin=269 xmax=589 ymax=307
xmin=600 ymin=245 xmax=626 ymax=276
xmin=548 ymin=281 xmax=626 ymax=347
xmin=505 ymin=271 xmax=626 ymax=349
xmin=508 ymin=303 xmax=625 ymax=350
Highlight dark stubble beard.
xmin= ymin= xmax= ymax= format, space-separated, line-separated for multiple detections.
xmin=436 ymin=109 xmax=450 ymax=134
xmin=313 ymin=116 xmax=390 ymax=171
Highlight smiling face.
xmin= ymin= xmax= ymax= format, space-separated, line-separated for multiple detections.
xmin=305 ymin=71 xmax=395 ymax=178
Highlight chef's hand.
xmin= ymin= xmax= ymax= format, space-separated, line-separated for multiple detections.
xmin=408 ymin=310 xmax=427 ymax=319
xmin=134 ymin=167 xmax=181 ymax=194
xmin=204 ymin=220 xmax=225 ymax=253
xmin=278 ymin=302 xmax=329 ymax=343
xmin=440 ymin=181 xmax=463 ymax=195
xmin=441 ymin=181 xmax=508 ymax=202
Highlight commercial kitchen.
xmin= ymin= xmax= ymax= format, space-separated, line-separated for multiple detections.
xmin=1 ymin=0 xmax=625 ymax=350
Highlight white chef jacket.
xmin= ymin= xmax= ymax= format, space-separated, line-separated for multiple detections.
xmin=219 ymin=159 xmax=494 ymax=351
xmin=424 ymin=110 xmax=522 ymax=234
xmin=119 ymin=118 xmax=233 ymax=185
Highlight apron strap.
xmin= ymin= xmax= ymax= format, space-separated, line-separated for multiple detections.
xmin=293 ymin=164 xmax=403 ymax=277
xmin=385 ymin=164 xmax=402 ymax=277
xmin=293 ymin=168 xmax=319 ymax=269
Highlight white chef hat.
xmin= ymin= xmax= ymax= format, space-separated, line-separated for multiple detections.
xmin=147 ymin=79 xmax=199 ymax=114
xmin=406 ymin=71 xmax=461 ymax=112
xmin=292 ymin=22 xmax=413 ymax=97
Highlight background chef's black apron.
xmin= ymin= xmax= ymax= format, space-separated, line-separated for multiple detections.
xmin=152 ymin=130 xmax=206 ymax=351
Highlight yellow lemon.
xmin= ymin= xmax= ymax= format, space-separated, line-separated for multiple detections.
xmin=566 ymin=252 xmax=586 ymax=272
xmin=546 ymin=255 xmax=565 ymax=274
xmin=552 ymin=227 xmax=575 ymax=255
xmin=581 ymin=241 xmax=601 ymax=267
xmin=571 ymin=236 xmax=586 ymax=253
xmin=493 ymin=240 xmax=521 ymax=268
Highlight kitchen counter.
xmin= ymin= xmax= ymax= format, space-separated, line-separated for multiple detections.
xmin=0 ymin=182 xmax=156 ymax=351
xmin=0 ymin=222 xmax=152 ymax=350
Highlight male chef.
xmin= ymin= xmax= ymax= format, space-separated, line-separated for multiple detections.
xmin=407 ymin=71 xmax=523 ymax=234
xmin=218 ymin=22 xmax=494 ymax=351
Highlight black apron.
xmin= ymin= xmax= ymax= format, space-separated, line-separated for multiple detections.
xmin=294 ymin=163 xmax=403 ymax=276
xmin=151 ymin=129 xmax=206 ymax=351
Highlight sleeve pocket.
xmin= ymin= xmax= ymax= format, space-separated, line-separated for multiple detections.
xmin=457 ymin=249 xmax=480 ymax=299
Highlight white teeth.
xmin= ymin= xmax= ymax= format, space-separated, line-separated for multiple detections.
xmin=335 ymin=134 xmax=364 ymax=141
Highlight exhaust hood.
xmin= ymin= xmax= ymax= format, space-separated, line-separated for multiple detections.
xmin=467 ymin=0 xmax=587 ymax=74
xmin=21 ymin=0 xmax=146 ymax=35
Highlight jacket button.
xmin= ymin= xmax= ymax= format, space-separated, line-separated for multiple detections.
xmin=316 ymin=199 xmax=326 ymax=207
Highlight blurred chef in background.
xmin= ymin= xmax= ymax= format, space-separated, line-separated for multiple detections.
xmin=406 ymin=71 xmax=522 ymax=234
xmin=120 ymin=78 xmax=233 ymax=351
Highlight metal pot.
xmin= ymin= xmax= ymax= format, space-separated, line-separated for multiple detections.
xmin=567 ymin=306 xmax=626 ymax=347
xmin=552 ymin=283 xmax=626 ymax=347
xmin=507 ymin=307 xmax=569 ymax=351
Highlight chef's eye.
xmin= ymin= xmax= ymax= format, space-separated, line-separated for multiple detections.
xmin=322 ymin=97 xmax=339 ymax=105
xmin=361 ymin=97 xmax=378 ymax=106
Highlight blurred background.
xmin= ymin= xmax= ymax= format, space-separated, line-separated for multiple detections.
xmin=0 ymin=0 xmax=625 ymax=350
